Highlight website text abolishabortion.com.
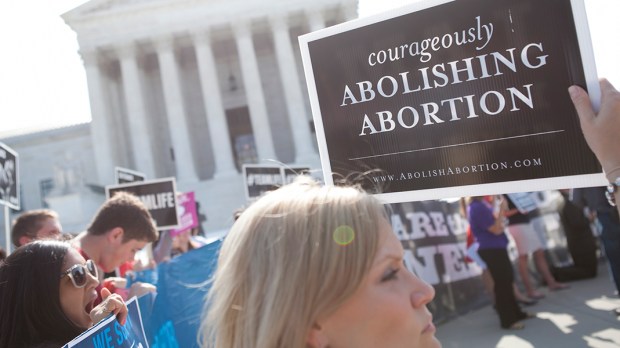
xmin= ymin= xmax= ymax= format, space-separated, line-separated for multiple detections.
xmin=372 ymin=158 xmax=542 ymax=183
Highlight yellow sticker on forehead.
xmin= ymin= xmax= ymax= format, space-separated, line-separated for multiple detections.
xmin=333 ymin=225 xmax=355 ymax=246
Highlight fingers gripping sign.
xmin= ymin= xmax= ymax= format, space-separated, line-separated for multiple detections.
xmin=569 ymin=79 xmax=620 ymax=181
xmin=90 ymin=287 xmax=128 ymax=326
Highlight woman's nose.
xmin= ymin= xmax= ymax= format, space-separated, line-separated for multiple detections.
xmin=87 ymin=269 xmax=100 ymax=287
xmin=410 ymin=276 xmax=435 ymax=307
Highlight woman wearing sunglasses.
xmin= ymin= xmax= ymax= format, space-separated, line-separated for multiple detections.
xmin=0 ymin=240 xmax=128 ymax=347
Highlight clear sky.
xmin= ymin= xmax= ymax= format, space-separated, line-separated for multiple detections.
xmin=0 ymin=0 xmax=618 ymax=135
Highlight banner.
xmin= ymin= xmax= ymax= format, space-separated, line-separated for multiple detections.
xmin=390 ymin=199 xmax=489 ymax=319
xmin=147 ymin=240 xmax=221 ymax=348
xmin=64 ymin=297 xmax=149 ymax=348
xmin=170 ymin=192 xmax=198 ymax=237
xmin=106 ymin=178 xmax=179 ymax=230
xmin=300 ymin=0 xmax=604 ymax=203
xmin=0 ymin=142 xmax=19 ymax=210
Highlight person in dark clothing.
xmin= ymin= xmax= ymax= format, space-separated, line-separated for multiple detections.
xmin=572 ymin=186 xmax=620 ymax=294
xmin=551 ymin=190 xmax=598 ymax=282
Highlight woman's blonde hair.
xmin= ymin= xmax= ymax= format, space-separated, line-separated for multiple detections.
xmin=199 ymin=177 xmax=388 ymax=348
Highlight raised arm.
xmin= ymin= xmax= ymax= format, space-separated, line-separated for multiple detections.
xmin=570 ymin=79 xmax=620 ymax=213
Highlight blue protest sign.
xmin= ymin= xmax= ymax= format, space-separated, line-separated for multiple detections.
xmin=148 ymin=239 xmax=221 ymax=348
xmin=63 ymin=297 xmax=149 ymax=348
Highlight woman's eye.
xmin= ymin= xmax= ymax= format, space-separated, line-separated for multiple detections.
xmin=381 ymin=268 xmax=399 ymax=282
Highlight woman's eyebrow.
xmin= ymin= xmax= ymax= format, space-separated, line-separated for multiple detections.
xmin=373 ymin=253 xmax=403 ymax=266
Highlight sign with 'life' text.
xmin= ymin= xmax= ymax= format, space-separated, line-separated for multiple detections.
xmin=243 ymin=164 xmax=284 ymax=201
xmin=299 ymin=0 xmax=604 ymax=203
xmin=106 ymin=177 xmax=179 ymax=230
xmin=64 ymin=297 xmax=149 ymax=348
xmin=242 ymin=165 xmax=313 ymax=200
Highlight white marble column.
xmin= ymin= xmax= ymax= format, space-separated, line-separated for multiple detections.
xmin=117 ymin=43 xmax=157 ymax=179
xmin=270 ymin=15 xmax=317 ymax=164
xmin=192 ymin=30 xmax=237 ymax=177
xmin=80 ymin=50 xmax=116 ymax=185
xmin=154 ymin=35 xmax=199 ymax=183
xmin=307 ymin=8 xmax=326 ymax=32
xmin=233 ymin=20 xmax=277 ymax=161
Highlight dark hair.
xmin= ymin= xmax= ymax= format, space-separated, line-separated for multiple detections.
xmin=87 ymin=191 xmax=158 ymax=243
xmin=0 ymin=247 xmax=5 ymax=263
xmin=0 ymin=241 xmax=84 ymax=347
xmin=11 ymin=209 xmax=59 ymax=247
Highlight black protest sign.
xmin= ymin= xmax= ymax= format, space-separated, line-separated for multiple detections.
xmin=106 ymin=178 xmax=178 ymax=230
xmin=389 ymin=199 xmax=484 ymax=321
xmin=243 ymin=165 xmax=284 ymax=200
xmin=0 ymin=142 xmax=19 ymax=210
xmin=300 ymin=0 xmax=603 ymax=203
xmin=283 ymin=167 xmax=310 ymax=185
xmin=115 ymin=167 xmax=146 ymax=184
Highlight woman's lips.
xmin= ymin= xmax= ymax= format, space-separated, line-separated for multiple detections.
xmin=84 ymin=291 xmax=98 ymax=313
xmin=422 ymin=321 xmax=436 ymax=334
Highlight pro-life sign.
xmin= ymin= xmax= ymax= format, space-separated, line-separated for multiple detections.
xmin=0 ymin=142 xmax=19 ymax=210
xmin=299 ymin=0 xmax=604 ymax=203
xmin=243 ymin=165 xmax=311 ymax=200
xmin=106 ymin=178 xmax=179 ymax=230
xmin=243 ymin=165 xmax=284 ymax=201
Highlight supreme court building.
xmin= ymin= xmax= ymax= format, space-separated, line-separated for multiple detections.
xmin=46 ymin=0 xmax=356 ymax=232
xmin=0 ymin=0 xmax=356 ymax=240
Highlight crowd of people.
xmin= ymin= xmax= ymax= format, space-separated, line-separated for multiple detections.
xmin=1 ymin=79 xmax=619 ymax=347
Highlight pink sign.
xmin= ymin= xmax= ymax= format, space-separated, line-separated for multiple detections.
xmin=170 ymin=192 xmax=199 ymax=237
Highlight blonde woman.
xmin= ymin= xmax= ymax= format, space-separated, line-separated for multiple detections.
xmin=200 ymin=178 xmax=440 ymax=348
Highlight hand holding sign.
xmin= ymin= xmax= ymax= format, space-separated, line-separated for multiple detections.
xmin=570 ymin=79 xmax=620 ymax=182
xmin=90 ymin=288 xmax=128 ymax=326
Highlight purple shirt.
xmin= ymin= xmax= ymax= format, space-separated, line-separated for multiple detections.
xmin=468 ymin=200 xmax=508 ymax=250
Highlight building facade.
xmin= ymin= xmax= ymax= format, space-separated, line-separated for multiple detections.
xmin=59 ymin=0 xmax=357 ymax=232
xmin=0 ymin=124 xmax=103 ymax=245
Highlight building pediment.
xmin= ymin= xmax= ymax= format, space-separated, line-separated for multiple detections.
xmin=63 ymin=0 xmax=354 ymax=52
xmin=64 ymin=0 xmax=177 ymax=19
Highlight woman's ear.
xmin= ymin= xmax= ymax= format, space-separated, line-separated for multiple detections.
xmin=307 ymin=323 xmax=328 ymax=348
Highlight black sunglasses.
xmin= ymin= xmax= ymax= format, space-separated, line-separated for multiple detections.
xmin=60 ymin=259 xmax=98 ymax=288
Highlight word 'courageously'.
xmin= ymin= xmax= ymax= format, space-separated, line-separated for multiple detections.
xmin=368 ymin=16 xmax=494 ymax=66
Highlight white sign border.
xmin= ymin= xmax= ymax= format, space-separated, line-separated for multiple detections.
xmin=299 ymin=0 xmax=603 ymax=202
